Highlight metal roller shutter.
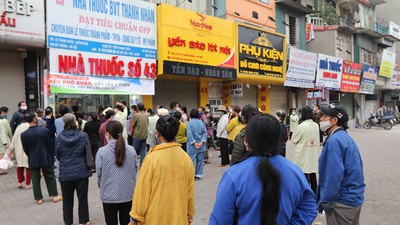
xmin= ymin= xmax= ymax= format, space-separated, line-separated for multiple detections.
xmin=153 ymin=79 xmax=199 ymax=110
xmin=231 ymin=85 xmax=258 ymax=108
xmin=270 ymin=86 xmax=288 ymax=114
xmin=0 ymin=51 xmax=24 ymax=113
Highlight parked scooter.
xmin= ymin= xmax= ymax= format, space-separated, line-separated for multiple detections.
xmin=363 ymin=111 xmax=393 ymax=130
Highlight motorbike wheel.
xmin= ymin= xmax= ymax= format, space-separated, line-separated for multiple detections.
xmin=383 ymin=121 xmax=393 ymax=130
xmin=363 ymin=122 xmax=372 ymax=129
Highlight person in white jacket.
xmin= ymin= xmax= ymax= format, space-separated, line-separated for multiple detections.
xmin=10 ymin=122 xmax=30 ymax=188
xmin=216 ymin=106 xmax=230 ymax=167
xmin=289 ymin=108 xmax=299 ymax=139
xmin=114 ymin=103 xmax=128 ymax=142
xmin=291 ymin=106 xmax=321 ymax=194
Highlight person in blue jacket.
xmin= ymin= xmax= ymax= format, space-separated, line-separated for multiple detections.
xmin=209 ymin=114 xmax=317 ymax=225
xmin=317 ymin=103 xmax=365 ymax=225
xmin=186 ymin=108 xmax=208 ymax=180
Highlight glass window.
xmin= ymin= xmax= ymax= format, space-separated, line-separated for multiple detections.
xmin=260 ymin=0 xmax=269 ymax=4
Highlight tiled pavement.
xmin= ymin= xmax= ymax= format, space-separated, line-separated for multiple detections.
xmin=1 ymin=126 xmax=400 ymax=225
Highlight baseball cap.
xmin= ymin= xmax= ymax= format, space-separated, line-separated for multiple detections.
xmin=320 ymin=103 xmax=349 ymax=123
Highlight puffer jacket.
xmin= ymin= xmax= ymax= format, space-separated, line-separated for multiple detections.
xmin=230 ymin=127 xmax=249 ymax=164
xmin=56 ymin=129 xmax=92 ymax=182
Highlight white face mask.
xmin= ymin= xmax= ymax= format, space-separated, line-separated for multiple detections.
xmin=20 ymin=106 xmax=27 ymax=111
xmin=320 ymin=120 xmax=333 ymax=133
xmin=292 ymin=111 xmax=296 ymax=115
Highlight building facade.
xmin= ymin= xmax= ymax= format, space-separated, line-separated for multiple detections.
xmin=0 ymin=1 xmax=45 ymax=114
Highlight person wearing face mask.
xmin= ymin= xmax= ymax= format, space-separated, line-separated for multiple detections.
xmin=317 ymin=103 xmax=365 ymax=225
xmin=210 ymin=114 xmax=316 ymax=225
xmin=10 ymin=101 xmax=28 ymax=134
xmin=96 ymin=121 xmax=138 ymax=225
xmin=289 ymin=108 xmax=299 ymax=139
xmin=291 ymin=106 xmax=321 ymax=194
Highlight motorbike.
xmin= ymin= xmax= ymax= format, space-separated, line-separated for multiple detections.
xmin=363 ymin=112 xmax=393 ymax=130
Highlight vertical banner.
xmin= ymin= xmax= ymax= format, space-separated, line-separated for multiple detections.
xmin=315 ymin=53 xmax=343 ymax=90
xmin=359 ymin=64 xmax=378 ymax=94
xmin=305 ymin=23 xmax=314 ymax=42
xmin=284 ymin=47 xmax=317 ymax=88
xmin=390 ymin=70 xmax=400 ymax=90
xmin=340 ymin=61 xmax=362 ymax=93
xmin=379 ymin=49 xmax=396 ymax=78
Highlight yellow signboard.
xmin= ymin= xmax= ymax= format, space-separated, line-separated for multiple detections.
xmin=157 ymin=4 xmax=236 ymax=79
xmin=237 ymin=24 xmax=287 ymax=84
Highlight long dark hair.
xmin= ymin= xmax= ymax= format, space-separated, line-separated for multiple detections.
xmin=301 ymin=106 xmax=315 ymax=122
xmin=106 ymin=121 xmax=126 ymax=167
xmin=246 ymin=114 xmax=281 ymax=225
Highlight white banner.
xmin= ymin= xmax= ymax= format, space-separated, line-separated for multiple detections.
xmin=284 ymin=47 xmax=317 ymax=88
xmin=49 ymin=73 xmax=155 ymax=95
xmin=316 ymin=53 xmax=343 ymax=90
xmin=47 ymin=0 xmax=157 ymax=80
xmin=0 ymin=0 xmax=45 ymax=47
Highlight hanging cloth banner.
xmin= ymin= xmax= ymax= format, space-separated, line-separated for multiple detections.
xmin=284 ymin=47 xmax=317 ymax=88
xmin=49 ymin=73 xmax=155 ymax=95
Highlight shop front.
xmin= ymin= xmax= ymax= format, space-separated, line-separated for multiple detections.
xmin=156 ymin=4 xmax=236 ymax=110
xmin=236 ymin=24 xmax=287 ymax=113
xmin=0 ymin=0 xmax=45 ymax=112
xmin=46 ymin=0 xmax=157 ymax=113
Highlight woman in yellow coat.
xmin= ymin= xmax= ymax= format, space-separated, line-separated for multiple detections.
xmin=128 ymin=115 xmax=195 ymax=225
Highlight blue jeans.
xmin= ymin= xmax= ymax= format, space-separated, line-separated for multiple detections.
xmin=133 ymin=138 xmax=147 ymax=165
xmin=189 ymin=151 xmax=205 ymax=178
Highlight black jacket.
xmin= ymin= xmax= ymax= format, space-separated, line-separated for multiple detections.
xmin=83 ymin=120 xmax=101 ymax=144
xmin=21 ymin=126 xmax=54 ymax=169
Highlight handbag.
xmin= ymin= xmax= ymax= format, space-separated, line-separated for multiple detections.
xmin=0 ymin=154 xmax=14 ymax=170
xmin=84 ymin=134 xmax=94 ymax=168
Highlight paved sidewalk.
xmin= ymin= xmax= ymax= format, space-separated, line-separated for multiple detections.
xmin=0 ymin=126 xmax=400 ymax=224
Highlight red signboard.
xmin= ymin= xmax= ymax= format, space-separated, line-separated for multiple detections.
xmin=340 ymin=61 xmax=362 ymax=93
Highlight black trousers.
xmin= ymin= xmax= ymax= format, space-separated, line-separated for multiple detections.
xmin=91 ymin=143 xmax=99 ymax=168
xmin=304 ymin=173 xmax=317 ymax=194
xmin=219 ymin=138 xmax=230 ymax=165
xmin=103 ymin=201 xmax=132 ymax=225
xmin=180 ymin=142 xmax=187 ymax=152
xmin=60 ymin=178 xmax=90 ymax=225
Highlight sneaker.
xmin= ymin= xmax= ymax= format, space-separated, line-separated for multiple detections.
xmin=52 ymin=195 xmax=63 ymax=203
xmin=25 ymin=185 xmax=32 ymax=189
xmin=36 ymin=199 xmax=44 ymax=205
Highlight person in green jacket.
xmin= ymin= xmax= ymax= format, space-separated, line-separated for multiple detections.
xmin=230 ymin=105 xmax=260 ymax=164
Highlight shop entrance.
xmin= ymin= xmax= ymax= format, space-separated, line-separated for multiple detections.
xmin=52 ymin=94 xmax=137 ymax=116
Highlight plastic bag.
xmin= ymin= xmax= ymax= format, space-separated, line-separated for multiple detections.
xmin=0 ymin=154 xmax=14 ymax=170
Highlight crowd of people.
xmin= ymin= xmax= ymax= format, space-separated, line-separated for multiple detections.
xmin=0 ymin=100 xmax=366 ymax=225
